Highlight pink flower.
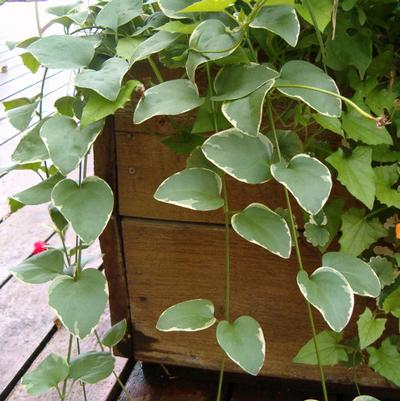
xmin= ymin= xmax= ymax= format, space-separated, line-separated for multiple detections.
xmin=33 ymin=241 xmax=48 ymax=255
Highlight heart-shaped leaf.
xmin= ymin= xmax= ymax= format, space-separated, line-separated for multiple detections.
xmin=222 ymin=82 xmax=275 ymax=136
xmin=202 ymin=129 xmax=273 ymax=184
xmin=75 ymin=57 xmax=129 ymax=101
xmin=275 ymin=60 xmax=341 ymax=117
xmin=27 ymin=35 xmax=95 ymax=69
xmin=21 ymin=354 xmax=69 ymax=395
xmin=232 ymin=203 xmax=292 ymax=259
xmin=217 ymin=316 xmax=265 ymax=375
xmin=322 ymin=252 xmax=381 ymax=297
xmin=69 ymin=351 xmax=115 ymax=384
xmin=186 ymin=19 xmax=242 ymax=81
xmin=4 ymin=100 xmax=37 ymax=131
xmin=250 ymin=5 xmax=300 ymax=47
xmin=159 ymin=0 xmax=198 ymax=18
xmin=101 ymin=319 xmax=127 ymax=348
xmin=40 ymin=116 xmax=104 ymax=175
xmin=213 ymin=64 xmax=279 ymax=101
xmin=357 ymin=308 xmax=386 ymax=349
xmin=154 ymin=168 xmax=224 ymax=211
xmin=271 ymin=154 xmax=332 ymax=215
xmin=48 ymin=268 xmax=108 ymax=339
xmin=95 ymin=0 xmax=142 ymax=31
xmin=10 ymin=249 xmax=64 ymax=284
xmin=297 ymin=267 xmax=354 ymax=332
xmin=133 ymin=79 xmax=204 ymax=124
xmin=179 ymin=0 xmax=234 ymax=13
xmin=157 ymin=299 xmax=216 ymax=331
xmin=51 ymin=177 xmax=114 ymax=244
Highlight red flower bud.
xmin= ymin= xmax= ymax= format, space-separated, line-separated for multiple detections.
xmin=33 ymin=241 xmax=48 ymax=255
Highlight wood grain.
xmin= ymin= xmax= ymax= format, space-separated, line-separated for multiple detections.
xmin=121 ymin=218 xmax=389 ymax=388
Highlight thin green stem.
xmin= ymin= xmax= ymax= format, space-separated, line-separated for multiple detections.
xmin=215 ymin=356 xmax=226 ymax=401
xmin=206 ymin=63 xmax=219 ymax=132
xmin=38 ymin=67 xmax=49 ymax=178
xmin=76 ymin=338 xmax=88 ymax=401
xmin=148 ymin=56 xmax=164 ymax=83
xmin=34 ymin=0 xmax=42 ymax=37
xmin=365 ymin=206 xmax=388 ymax=220
xmin=56 ymin=384 xmax=63 ymax=400
xmin=60 ymin=231 xmax=72 ymax=266
xmin=274 ymin=84 xmax=379 ymax=121
xmin=267 ymin=99 xmax=329 ymax=401
xmin=94 ymin=330 xmax=137 ymax=401
xmin=61 ymin=334 xmax=74 ymax=399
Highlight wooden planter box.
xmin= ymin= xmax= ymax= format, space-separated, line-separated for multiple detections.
xmin=94 ymin=65 xmax=391 ymax=389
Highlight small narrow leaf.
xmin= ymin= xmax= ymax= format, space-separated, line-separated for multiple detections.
xmin=217 ymin=316 xmax=265 ymax=376
xmin=297 ymin=267 xmax=354 ymax=332
xmin=154 ymin=168 xmax=224 ymax=211
xmin=201 ymin=129 xmax=273 ymax=184
xmin=69 ymin=351 xmax=115 ymax=384
xmin=157 ymin=299 xmax=216 ymax=331
xmin=101 ymin=320 xmax=127 ymax=347
xmin=10 ymin=249 xmax=64 ymax=284
xmin=271 ymin=154 xmax=332 ymax=215
xmin=231 ymin=203 xmax=292 ymax=259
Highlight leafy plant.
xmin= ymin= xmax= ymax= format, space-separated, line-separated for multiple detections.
xmin=1 ymin=0 xmax=399 ymax=400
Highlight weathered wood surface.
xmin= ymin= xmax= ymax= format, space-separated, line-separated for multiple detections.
xmin=121 ymin=218 xmax=387 ymax=388
xmin=115 ymin=131 xmax=356 ymax=226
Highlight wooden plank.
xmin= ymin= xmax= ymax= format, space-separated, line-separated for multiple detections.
xmin=116 ymin=132 xmax=355 ymax=225
xmin=118 ymin=362 xmax=214 ymax=401
xmin=94 ymin=117 xmax=133 ymax=356
xmin=5 ymin=308 xmax=130 ymax=401
xmin=121 ymin=217 xmax=389 ymax=388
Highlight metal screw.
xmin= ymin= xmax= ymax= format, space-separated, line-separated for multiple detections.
xmin=128 ymin=167 xmax=136 ymax=175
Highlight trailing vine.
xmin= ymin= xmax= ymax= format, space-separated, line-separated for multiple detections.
xmin=1 ymin=0 xmax=399 ymax=400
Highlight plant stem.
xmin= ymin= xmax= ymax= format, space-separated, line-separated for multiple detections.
xmin=148 ymin=56 xmax=164 ymax=83
xmin=94 ymin=330 xmax=137 ymax=401
xmin=60 ymin=231 xmax=72 ymax=266
xmin=274 ymin=84 xmax=379 ymax=122
xmin=61 ymin=334 xmax=74 ymax=399
xmin=267 ymin=99 xmax=329 ymax=401
xmin=56 ymin=384 xmax=63 ymax=400
xmin=215 ymin=356 xmax=226 ymax=401
xmin=76 ymin=338 xmax=88 ymax=401
xmin=34 ymin=0 xmax=42 ymax=36
xmin=303 ymin=0 xmax=327 ymax=72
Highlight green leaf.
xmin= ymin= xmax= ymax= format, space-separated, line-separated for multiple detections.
xmin=357 ymin=308 xmax=386 ymax=349
xmin=154 ymin=168 xmax=224 ymax=211
xmin=342 ymin=111 xmax=393 ymax=146
xmin=293 ymin=331 xmax=348 ymax=366
xmin=70 ymin=351 xmax=115 ymax=384
xmin=266 ymin=130 xmax=303 ymax=162
xmin=201 ymin=129 xmax=273 ymax=184
xmin=116 ymin=37 xmax=143 ymax=60
xmin=40 ymin=116 xmax=104 ymax=175
xmin=250 ymin=5 xmax=300 ymax=47
xmin=271 ymin=154 xmax=332 ymax=215
xmin=95 ymin=0 xmax=142 ymax=31
xmin=48 ymin=269 xmax=108 ymax=339
xmin=158 ymin=0 xmax=198 ymax=18
xmin=325 ymin=14 xmax=372 ymax=78
xmin=51 ymin=177 xmax=114 ymax=244
xmin=313 ymin=114 xmax=343 ymax=135
xmin=326 ymin=147 xmax=375 ymax=210
xmin=157 ymin=299 xmax=216 ymax=331
xmin=382 ymin=287 xmax=400 ymax=318
xmin=81 ymin=80 xmax=139 ymax=126
xmin=101 ymin=319 xmax=127 ymax=347
xmin=322 ymin=252 xmax=381 ymax=298
xmin=213 ymin=64 xmax=278 ymax=101
xmin=130 ymin=31 xmax=180 ymax=65
xmin=75 ymin=57 xmax=129 ymax=101
xmin=369 ymin=257 xmax=397 ymax=289
xmin=186 ymin=19 xmax=242 ymax=81
xmin=55 ymin=96 xmax=75 ymax=117
xmin=231 ymin=203 xmax=292 ymax=258
xmin=275 ymin=60 xmax=341 ymax=117
xmin=186 ymin=146 xmax=223 ymax=176
xmin=46 ymin=1 xmax=81 ymax=17
xmin=222 ymin=82 xmax=274 ymax=136
xmin=27 ymin=35 xmax=95 ymax=69
xmin=374 ymin=165 xmax=400 ymax=209
xmin=296 ymin=0 xmax=332 ymax=32
xmin=217 ymin=316 xmax=265 ymax=376
xmin=367 ymin=338 xmax=400 ymax=386
xmin=4 ymin=100 xmax=37 ymax=131
xmin=339 ymin=209 xmax=388 ymax=256
xmin=158 ymin=21 xmax=197 ymax=34
xmin=12 ymin=122 xmax=49 ymax=163
xmin=353 ymin=397 xmax=380 ymax=401
xmin=20 ymin=52 xmax=40 ymax=73
xmin=21 ymin=354 xmax=69 ymax=395
xmin=49 ymin=205 xmax=69 ymax=233
xmin=318 ymin=198 xmax=344 ymax=253
xmin=162 ymin=132 xmax=205 ymax=155
xmin=297 ymin=267 xmax=354 ymax=332
xmin=10 ymin=249 xmax=64 ymax=284
xmin=11 ymin=173 xmax=64 ymax=207
xmin=179 ymin=0 xmax=234 ymax=12
xmin=134 ymin=79 xmax=204 ymax=124
xmin=304 ymin=223 xmax=329 ymax=247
